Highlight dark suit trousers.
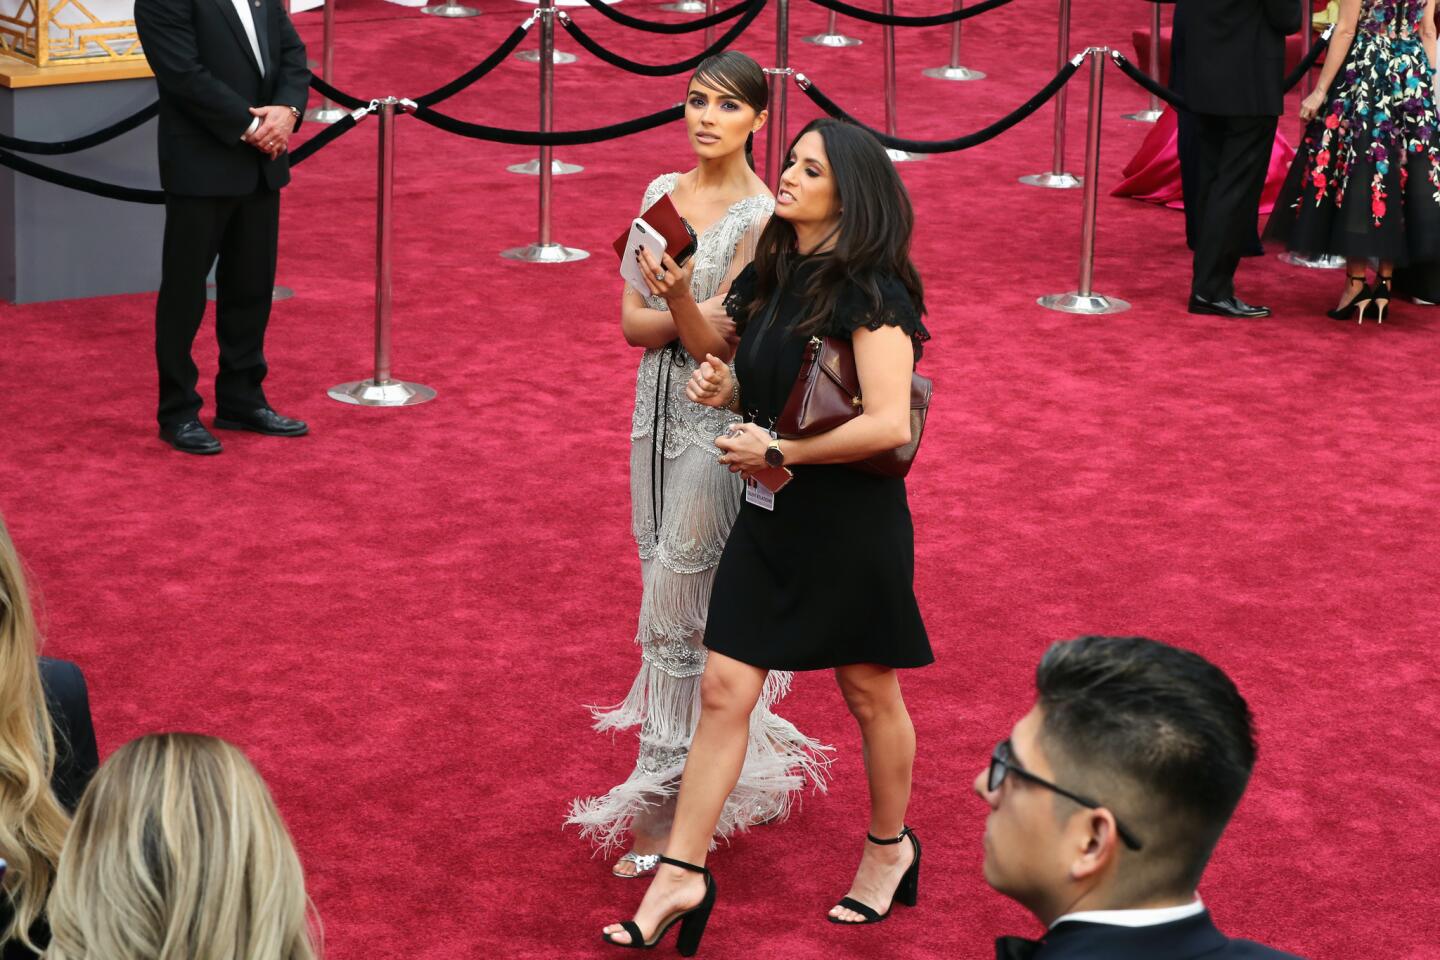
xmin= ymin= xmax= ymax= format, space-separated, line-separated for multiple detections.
xmin=155 ymin=189 xmax=279 ymax=426
xmin=1190 ymin=113 xmax=1277 ymax=300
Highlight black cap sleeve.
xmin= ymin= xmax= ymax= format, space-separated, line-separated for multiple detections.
xmin=828 ymin=274 xmax=931 ymax=358
xmin=723 ymin=262 xmax=759 ymax=325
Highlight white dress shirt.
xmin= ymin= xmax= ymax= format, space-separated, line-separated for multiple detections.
xmin=230 ymin=0 xmax=264 ymax=139
xmin=1051 ymin=898 xmax=1205 ymax=929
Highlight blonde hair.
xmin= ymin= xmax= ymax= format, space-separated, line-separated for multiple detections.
xmin=45 ymin=733 xmax=321 ymax=960
xmin=0 ymin=513 xmax=71 ymax=952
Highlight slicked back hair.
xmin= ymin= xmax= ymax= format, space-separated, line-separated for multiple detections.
xmin=1035 ymin=636 xmax=1257 ymax=897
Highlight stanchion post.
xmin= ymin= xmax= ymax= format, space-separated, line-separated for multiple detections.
xmin=1019 ymin=0 xmax=1080 ymax=188
xmin=704 ymin=0 xmax=716 ymax=47
xmin=422 ymin=0 xmax=480 ymax=23
xmin=764 ymin=0 xmax=791 ymax=189
xmin=923 ymin=0 xmax=985 ymax=81
xmin=1039 ymin=49 xmax=1129 ymax=314
xmin=509 ymin=0 xmax=583 ymax=176
xmin=329 ymin=98 xmax=438 ymax=405
xmin=803 ymin=9 xmax=861 ymax=47
xmin=502 ymin=4 xmax=589 ymax=262
xmin=1121 ymin=1 xmax=1163 ymax=121
xmin=883 ymin=0 xmax=922 ymax=161
xmin=661 ymin=0 xmax=707 ymax=13
xmin=305 ymin=0 xmax=347 ymax=123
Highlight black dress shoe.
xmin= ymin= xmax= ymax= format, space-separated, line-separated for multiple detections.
xmin=1188 ymin=294 xmax=1271 ymax=319
xmin=159 ymin=419 xmax=222 ymax=455
xmin=213 ymin=408 xmax=309 ymax=437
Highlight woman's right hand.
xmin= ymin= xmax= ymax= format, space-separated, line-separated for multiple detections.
xmin=686 ymin=353 xmax=733 ymax=408
xmin=698 ymin=296 xmax=738 ymax=350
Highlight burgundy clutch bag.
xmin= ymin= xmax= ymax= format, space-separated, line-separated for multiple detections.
xmin=611 ymin=193 xmax=698 ymax=265
xmin=775 ymin=336 xmax=932 ymax=478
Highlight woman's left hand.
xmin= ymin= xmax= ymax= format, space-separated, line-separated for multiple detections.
xmin=715 ymin=423 xmax=771 ymax=475
xmin=638 ymin=247 xmax=695 ymax=304
xmin=1299 ymin=89 xmax=1327 ymax=123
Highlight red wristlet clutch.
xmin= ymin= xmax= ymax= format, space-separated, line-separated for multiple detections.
xmin=612 ymin=193 xmax=698 ymax=264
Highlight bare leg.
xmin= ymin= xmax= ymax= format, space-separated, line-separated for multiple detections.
xmin=1337 ymin=258 xmax=1370 ymax=311
xmin=829 ymin=663 xmax=917 ymax=923
xmin=613 ymin=799 xmax=674 ymax=877
xmin=602 ymin=652 xmax=767 ymax=944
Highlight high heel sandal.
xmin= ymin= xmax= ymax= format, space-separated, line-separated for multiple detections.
xmin=613 ymin=852 xmax=660 ymax=879
xmin=1370 ymin=275 xmax=1392 ymax=324
xmin=1327 ymin=275 xmax=1372 ymax=321
xmin=827 ymin=827 xmax=921 ymax=925
xmin=602 ymin=855 xmax=716 ymax=955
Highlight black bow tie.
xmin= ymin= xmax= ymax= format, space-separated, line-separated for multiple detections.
xmin=995 ymin=935 xmax=1042 ymax=960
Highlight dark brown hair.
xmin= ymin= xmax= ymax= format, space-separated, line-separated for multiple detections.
xmin=689 ymin=51 xmax=768 ymax=170
xmin=742 ymin=118 xmax=925 ymax=337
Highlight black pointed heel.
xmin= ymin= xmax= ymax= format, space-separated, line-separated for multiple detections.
xmin=1370 ymin=275 xmax=1392 ymax=324
xmin=828 ymin=827 xmax=921 ymax=925
xmin=602 ymin=855 xmax=715 ymax=956
xmin=1328 ymin=275 xmax=1372 ymax=321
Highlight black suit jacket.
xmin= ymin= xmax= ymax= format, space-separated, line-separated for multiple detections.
xmin=0 ymin=658 xmax=99 ymax=960
xmin=1173 ymin=0 xmax=1304 ymax=116
xmin=1006 ymin=911 xmax=1305 ymax=960
xmin=134 ymin=0 xmax=309 ymax=196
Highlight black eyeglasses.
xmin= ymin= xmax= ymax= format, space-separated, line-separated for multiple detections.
xmin=988 ymin=740 xmax=1144 ymax=851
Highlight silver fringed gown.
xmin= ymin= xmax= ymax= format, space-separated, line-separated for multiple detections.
xmin=567 ymin=174 xmax=831 ymax=853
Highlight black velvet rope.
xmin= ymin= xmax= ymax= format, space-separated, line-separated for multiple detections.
xmin=805 ymin=0 xmax=1017 ymax=28
xmin=289 ymin=111 xmax=360 ymax=165
xmin=1110 ymin=30 xmax=1331 ymax=113
xmin=413 ymin=23 xmax=531 ymax=107
xmin=0 ymin=102 xmax=158 ymax=155
xmin=409 ymin=102 xmax=684 ymax=145
xmin=578 ymin=0 xmax=754 ymax=34
xmin=559 ymin=0 xmax=765 ymax=77
xmin=797 ymin=58 xmax=1081 ymax=153
xmin=0 ymin=147 xmax=164 ymax=203
xmin=310 ymin=74 xmax=370 ymax=110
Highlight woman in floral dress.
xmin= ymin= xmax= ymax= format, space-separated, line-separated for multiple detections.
xmin=1266 ymin=0 xmax=1440 ymax=321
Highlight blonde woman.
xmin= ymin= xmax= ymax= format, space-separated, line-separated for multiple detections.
xmin=45 ymin=733 xmax=320 ymax=960
xmin=0 ymin=513 xmax=98 ymax=960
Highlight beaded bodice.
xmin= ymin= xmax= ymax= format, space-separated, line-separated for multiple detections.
xmin=630 ymin=173 xmax=773 ymax=457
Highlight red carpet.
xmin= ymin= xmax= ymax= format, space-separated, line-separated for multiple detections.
xmin=2 ymin=2 xmax=1438 ymax=957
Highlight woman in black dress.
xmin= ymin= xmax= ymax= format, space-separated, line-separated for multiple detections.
xmin=601 ymin=119 xmax=932 ymax=952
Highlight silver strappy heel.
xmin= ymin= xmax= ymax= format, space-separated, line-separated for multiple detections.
xmin=613 ymin=852 xmax=661 ymax=878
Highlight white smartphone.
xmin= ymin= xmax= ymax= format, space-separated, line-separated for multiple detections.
xmin=620 ymin=218 xmax=670 ymax=298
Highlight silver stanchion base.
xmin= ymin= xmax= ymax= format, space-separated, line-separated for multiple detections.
xmin=660 ymin=0 xmax=705 ymax=10
xmin=1037 ymin=291 xmax=1131 ymax=315
xmin=304 ymin=105 xmax=349 ymax=124
xmin=208 ymin=284 xmax=293 ymax=301
xmin=506 ymin=158 xmax=584 ymax=175
xmin=1019 ymin=171 xmax=1082 ymax=189
xmin=802 ymin=32 xmax=862 ymax=46
xmin=922 ymin=65 xmax=986 ymax=81
xmin=328 ymin=378 xmax=438 ymax=406
xmin=1277 ymin=252 xmax=1346 ymax=269
xmin=886 ymin=148 xmax=924 ymax=163
xmin=421 ymin=0 xmax=480 ymax=14
xmin=1121 ymin=108 xmax=1163 ymax=123
xmin=515 ymin=49 xmax=577 ymax=64
xmin=501 ymin=242 xmax=591 ymax=263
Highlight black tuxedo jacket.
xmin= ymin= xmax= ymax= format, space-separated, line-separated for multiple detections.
xmin=0 ymin=658 xmax=99 ymax=960
xmin=1173 ymin=0 xmax=1303 ymax=116
xmin=135 ymin=0 xmax=309 ymax=196
xmin=1002 ymin=911 xmax=1305 ymax=960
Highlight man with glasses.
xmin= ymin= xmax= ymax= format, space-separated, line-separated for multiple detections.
xmin=975 ymin=635 xmax=1304 ymax=959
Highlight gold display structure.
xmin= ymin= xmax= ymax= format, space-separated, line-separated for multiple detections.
xmin=0 ymin=0 xmax=145 ymax=67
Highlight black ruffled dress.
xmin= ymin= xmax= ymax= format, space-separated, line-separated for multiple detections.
xmin=703 ymin=260 xmax=934 ymax=672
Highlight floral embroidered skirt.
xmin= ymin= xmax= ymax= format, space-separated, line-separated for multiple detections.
xmin=1265 ymin=33 xmax=1440 ymax=263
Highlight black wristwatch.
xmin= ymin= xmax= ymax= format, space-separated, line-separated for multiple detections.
xmin=764 ymin=440 xmax=785 ymax=468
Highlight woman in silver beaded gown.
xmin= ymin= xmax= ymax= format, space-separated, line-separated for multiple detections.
xmin=567 ymin=53 xmax=829 ymax=877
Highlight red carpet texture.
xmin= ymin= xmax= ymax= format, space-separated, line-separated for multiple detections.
xmin=2 ymin=1 xmax=1438 ymax=957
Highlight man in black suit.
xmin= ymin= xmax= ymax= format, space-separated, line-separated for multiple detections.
xmin=135 ymin=0 xmax=311 ymax=454
xmin=1175 ymin=0 xmax=1303 ymax=319
xmin=977 ymin=636 xmax=1306 ymax=960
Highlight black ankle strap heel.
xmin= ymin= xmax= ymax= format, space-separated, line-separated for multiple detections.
xmin=829 ymin=827 xmax=922 ymax=925
xmin=603 ymin=856 xmax=717 ymax=956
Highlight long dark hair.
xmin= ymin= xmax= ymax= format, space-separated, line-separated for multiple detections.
xmin=744 ymin=119 xmax=925 ymax=336
xmin=689 ymin=51 xmax=768 ymax=170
